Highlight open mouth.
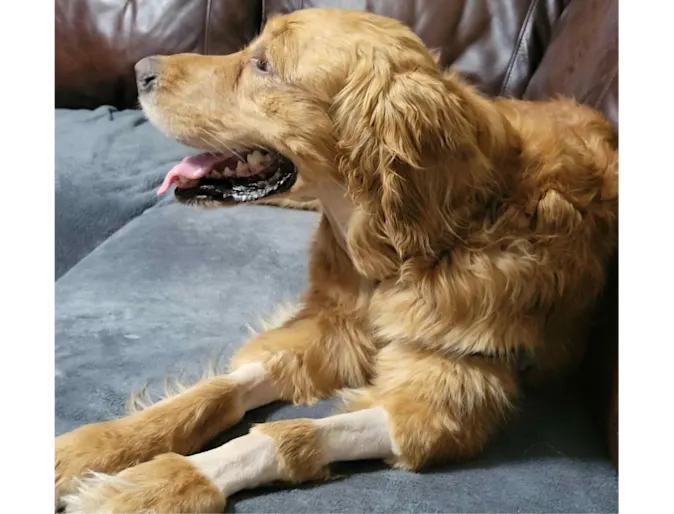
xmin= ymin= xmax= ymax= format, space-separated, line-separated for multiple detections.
xmin=157 ymin=149 xmax=296 ymax=204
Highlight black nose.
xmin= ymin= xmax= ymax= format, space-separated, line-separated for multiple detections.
xmin=135 ymin=57 xmax=159 ymax=93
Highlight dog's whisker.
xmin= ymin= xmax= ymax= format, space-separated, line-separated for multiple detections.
xmin=197 ymin=131 xmax=225 ymax=154
xmin=200 ymin=130 xmax=248 ymax=163
xmin=205 ymin=127 xmax=266 ymax=161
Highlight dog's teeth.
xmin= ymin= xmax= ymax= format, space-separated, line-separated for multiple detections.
xmin=224 ymin=166 xmax=234 ymax=176
xmin=247 ymin=151 xmax=264 ymax=165
xmin=210 ymin=170 xmax=222 ymax=178
xmin=236 ymin=162 xmax=253 ymax=177
xmin=262 ymin=153 xmax=272 ymax=162
xmin=249 ymin=163 xmax=265 ymax=175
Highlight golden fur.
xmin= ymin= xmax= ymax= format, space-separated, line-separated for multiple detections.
xmin=62 ymin=453 xmax=225 ymax=513
xmin=55 ymin=8 xmax=618 ymax=511
xmin=253 ymin=419 xmax=331 ymax=483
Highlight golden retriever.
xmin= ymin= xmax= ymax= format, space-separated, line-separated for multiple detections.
xmin=55 ymin=8 xmax=618 ymax=513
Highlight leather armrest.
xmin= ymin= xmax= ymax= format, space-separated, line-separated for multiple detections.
xmin=581 ymin=250 xmax=625 ymax=469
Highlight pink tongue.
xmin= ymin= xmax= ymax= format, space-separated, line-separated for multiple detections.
xmin=157 ymin=153 xmax=231 ymax=195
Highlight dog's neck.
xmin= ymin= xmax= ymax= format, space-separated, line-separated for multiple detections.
xmin=313 ymin=180 xmax=354 ymax=254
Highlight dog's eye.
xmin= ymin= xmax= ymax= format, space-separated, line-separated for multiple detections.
xmin=252 ymin=58 xmax=271 ymax=74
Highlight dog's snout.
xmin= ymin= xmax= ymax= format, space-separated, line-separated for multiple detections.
xmin=135 ymin=57 xmax=160 ymax=93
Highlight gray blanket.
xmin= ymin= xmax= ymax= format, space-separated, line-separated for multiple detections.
xmin=55 ymin=107 xmax=200 ymax=278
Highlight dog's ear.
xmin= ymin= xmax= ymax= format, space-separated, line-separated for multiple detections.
xmin=332 ymin=52 xmax=473 ymax=279
xmin=334 ymin=53 xmax=466 ymax=171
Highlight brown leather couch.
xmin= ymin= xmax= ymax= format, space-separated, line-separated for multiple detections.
xmin=56 ymin=1 xmax=616 ymax=121
xmin=55 ymin=0 xmax=618 ymax=510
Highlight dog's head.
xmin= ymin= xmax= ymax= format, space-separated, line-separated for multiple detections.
xmin=140 ymin=8 xmax=476 ymax=202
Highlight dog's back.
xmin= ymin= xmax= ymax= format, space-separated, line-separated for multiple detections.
xmin=494 ymin=97 xmax=618 ymax=382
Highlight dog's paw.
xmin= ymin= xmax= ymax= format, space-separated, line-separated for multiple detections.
xmin=55 ymin=421 xmax=140 ymax=510
xmin=62 ymin=453 xmax=226 ymax=514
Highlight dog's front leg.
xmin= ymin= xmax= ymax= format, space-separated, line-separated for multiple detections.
xmin=55 ymin=360 xmax=279 ymax=509
xmin=60 ymin=407 xmax=396 ymax=513
xmin=59 ymin=343 xmax=519 ymax=513
xmin=56 ymin=306 xmax=374 ymax=509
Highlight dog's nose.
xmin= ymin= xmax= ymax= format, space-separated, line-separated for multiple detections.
xmin=135 ymin=57 xmax=160 ymax=93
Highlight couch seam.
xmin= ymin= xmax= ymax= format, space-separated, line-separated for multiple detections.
xmin=261 ymin=0 xmax=266 ymax=32
xmin=591 ymin=62 xmax=618 ymax=110
xmin=204 ymin=0 xmax=213 ymax=55
xmin=594 ymin=43 xmax=620 ymax=108
xmin=500 ymin=0 xmax=539 ymax=97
